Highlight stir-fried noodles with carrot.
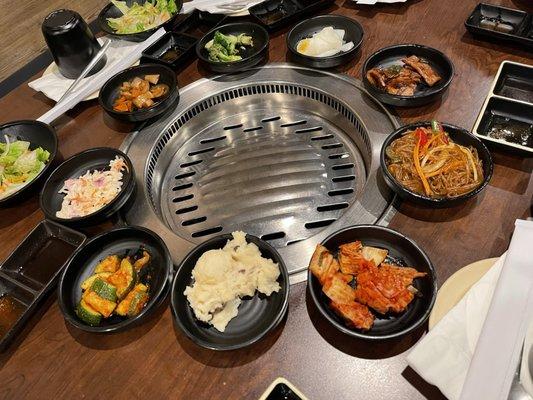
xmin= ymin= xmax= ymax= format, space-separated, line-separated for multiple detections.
xmin=385 ymin=121 xmax=484 ymax=198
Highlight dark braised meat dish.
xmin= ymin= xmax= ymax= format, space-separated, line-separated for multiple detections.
xmin=366 ymin=55 xmax=442 ymax=96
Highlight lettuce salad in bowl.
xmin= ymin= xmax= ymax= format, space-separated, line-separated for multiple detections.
xmin=107 ymin=0 xmax=178 ymax=34
xmin=0 ymin=137 xmax=50 ymax=200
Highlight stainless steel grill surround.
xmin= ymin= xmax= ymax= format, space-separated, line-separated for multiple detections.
xmin=121 ymin=63 xmax=400 ymax=281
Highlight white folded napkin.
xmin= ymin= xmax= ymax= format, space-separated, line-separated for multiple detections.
xmin=28 ymin=38 xmax=139 ymax=103
xmin=406 ymin=254 xmax=505 ymax=400
xmin=182 ymin=0 xmax=264 ymax=14
xmin=408 ymin=219 xmax=533 ymax=400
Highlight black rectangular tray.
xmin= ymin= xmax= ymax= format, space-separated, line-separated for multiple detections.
xmin=141 ymin=32 xmax=198 ymax=71
xmin=472 ymin=60 xmax=533 ymax=154
xmin=250 ymin=0 xmax=335 ymax=32
xmin=493 ymin=61 xmax=533 ymax=103
xmin=476 ymin=97 xmax=533 ymax=151
xmin=465 ymin=3 xmax=533 ymax=50
xmin=0 ymin=220 xmax=86 ymax=351
xmin=173 ymin=9 xmax=227 ymax=38
xmin=259 ymin=378 xmax=308 ymax=400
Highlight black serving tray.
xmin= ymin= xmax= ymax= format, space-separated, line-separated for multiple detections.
xmin=0 ymin=220 xmax=86 ymax=351
xmin=250 ymin=0 xmax=335 ymax=32
xmin=465 ymin=3 xmax=533 ymax=50
xmin=141 ymin=32 xmax=198 ymax=71
xmin=260 ymin=378 xmax=308 ymax=400
xmin=173 ymin=9 xmax=227 ymax=39
xmin=473 ymin=61 xmax=533 ymax=154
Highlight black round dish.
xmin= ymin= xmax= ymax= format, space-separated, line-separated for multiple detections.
xmin=287 ymin=15 xmax=364 ymax=69
xmin=98 ymin=0 xmax=183 ymax=42
xmin=39 ymin=147 xmax=135 ymax=226
xmin=308 ymin=225 xmax=437 ymax=340
xmin=99 ymin=63 xmax=179 ymax=123
xmin=58 ymin=226 xmax=173 ymax=333
xmin=380 ymin=121 xmax=493 ymax=208
xmin=171 ymin=233 xmax=289 ymax=351
xmin=196 ymin=23 xmax=269 ymax=73
xmin=0 ymin=120 xmax=58 ymax=206
xmin=362 ymin=44 xmax=454 ymax=107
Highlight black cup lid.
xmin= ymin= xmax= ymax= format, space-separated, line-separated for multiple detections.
xmin=43 ymin=9 xmax=80 ymax=31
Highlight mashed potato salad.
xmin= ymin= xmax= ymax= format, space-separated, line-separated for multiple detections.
xmin=184 ymin=231 xmax=280 ymax=332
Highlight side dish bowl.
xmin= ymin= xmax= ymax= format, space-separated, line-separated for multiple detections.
xmin=58 ymin=226 xmax=173 ymax=333
xmin=362 ymin=44 xmax=454 ymax=107
xmin=380 ymin=122 xmax=493 ymax=208
xmin=286 ymin=15 xmax=364 ymax=69
xmin=307 ymin=225 xmax=437 ymax=340
xmin=98 ymin=0 xmax=183 ymax=42
xmin=171 ymin=233 xmax=289 ymax=351
xmin=196 ymin=22 xmax=270 ymax=73
xmin=99 ymin=63 xmax=179 ymax=123
xmin=0 ymin=120 xmax=58 ymax=206
xmin=39 ymin=147 xmax=135 ymax=227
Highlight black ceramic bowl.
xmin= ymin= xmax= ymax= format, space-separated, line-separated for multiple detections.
xmin=98 ymin=0 xmax=183 ymax=42
xmin=171 ymin=233 xmax=289 ymax=350
xmin=99 ymin=63 xmax=179 ymax=123
xmin=362 ymin=44 xmax=454 ymax=107
xmin=380 ymin=122 xmax=493 ymax=208
xmin=39 ymin=147 xmax=135 ymax=227
xmin=287 ymin=15 xmax=364 ymax=69
xmin=196 ymin=23 xmax=269 ymax=73
xmin=58 ymin=226 xmax=173 ymax=333
xmin=0 ymin=120 xmax=58 ymax=206
xmin=308 ymin=225 xmax=437 ymax=340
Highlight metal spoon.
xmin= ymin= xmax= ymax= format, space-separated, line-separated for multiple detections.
xmin=57 ymin=39 xmax=111 ymax=104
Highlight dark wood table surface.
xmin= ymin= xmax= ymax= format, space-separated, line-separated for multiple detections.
xmin=0 ymin=0 xmax=532 ymax=399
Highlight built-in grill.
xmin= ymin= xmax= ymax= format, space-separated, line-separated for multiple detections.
xmin=121 ymin=64 xmax=399 ymax=282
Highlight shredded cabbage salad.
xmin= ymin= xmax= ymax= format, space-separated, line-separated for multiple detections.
xmin=0 ymin=136 xmax=50 ymax=200
xmin=56 ymin=156 xmax=127 ymax=219
xmin=107 ymin=0 xmax=177 ymax=34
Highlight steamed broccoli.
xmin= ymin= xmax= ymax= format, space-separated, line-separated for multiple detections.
xmin=205 ymin=31 xmax=254 ymax=63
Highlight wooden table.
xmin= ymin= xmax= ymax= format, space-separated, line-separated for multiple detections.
xmin=0 ymin=0 xmax=532 ymax=399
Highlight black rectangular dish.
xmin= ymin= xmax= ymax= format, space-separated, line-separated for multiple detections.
xmin=259 ymin=378 xmax=308 ymax=400
xmin=476 ymin=97 xmax=533 ymax=151
xmin=141 ymin=32 xmax=198 ymax=71
xmin=0 ymin=220 xmax=86 ymax=351
xmin=172 ymin=9 xmax=227 ymax=38
xmin=493 ymin=62 xmax=533 ymax=103
xmin=465 ymin=3 xmax=533 ymax=49
xmin=250 ymin=0 xmax=335 ymax=32
xmin=473 ymin=60 xmax=533 ymax=154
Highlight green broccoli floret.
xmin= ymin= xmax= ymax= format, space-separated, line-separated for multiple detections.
xmin=207 ymin=42 xmax=242 ymax=63
xmin=213 ymin=31 xmax=239 ymax=55
xmin=204 ymin=31 xmax=253 ymax=63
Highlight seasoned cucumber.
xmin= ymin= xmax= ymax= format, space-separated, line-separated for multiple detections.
xmin=81 ymin=272 xmax=112 ymax=291
xmin=107 ymin=258 xmax=137 ymax=299
xmin=94 ymin=255 xmax=121 ymax=273
xmin=90 ymin=278 xmax=118 ymax=302
xmin=116 ymin=284 xmax=149 ymax=317
xmin=83 ymin=291 xmax=116 ymax=318
xmin=76 ymin=300 xmax=102 ymax=326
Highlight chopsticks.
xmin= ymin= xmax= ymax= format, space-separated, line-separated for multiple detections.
xmin=57 ymin=39 xmax=112 ymax=105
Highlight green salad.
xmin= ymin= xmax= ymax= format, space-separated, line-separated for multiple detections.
xmin=107 ymin=0 xmax=178 ymax=34
xmin=0 ymin=137 xmax=50 ymax=200
xmin=205 ymin=31 xmax=254 ymax=63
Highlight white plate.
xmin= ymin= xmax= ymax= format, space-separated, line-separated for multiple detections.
xmin=428 ymin=257 xmax=499 ymax=330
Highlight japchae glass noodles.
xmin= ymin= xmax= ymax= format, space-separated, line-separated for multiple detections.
xmin=385 ymin=121 xmax=484 ymax=199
